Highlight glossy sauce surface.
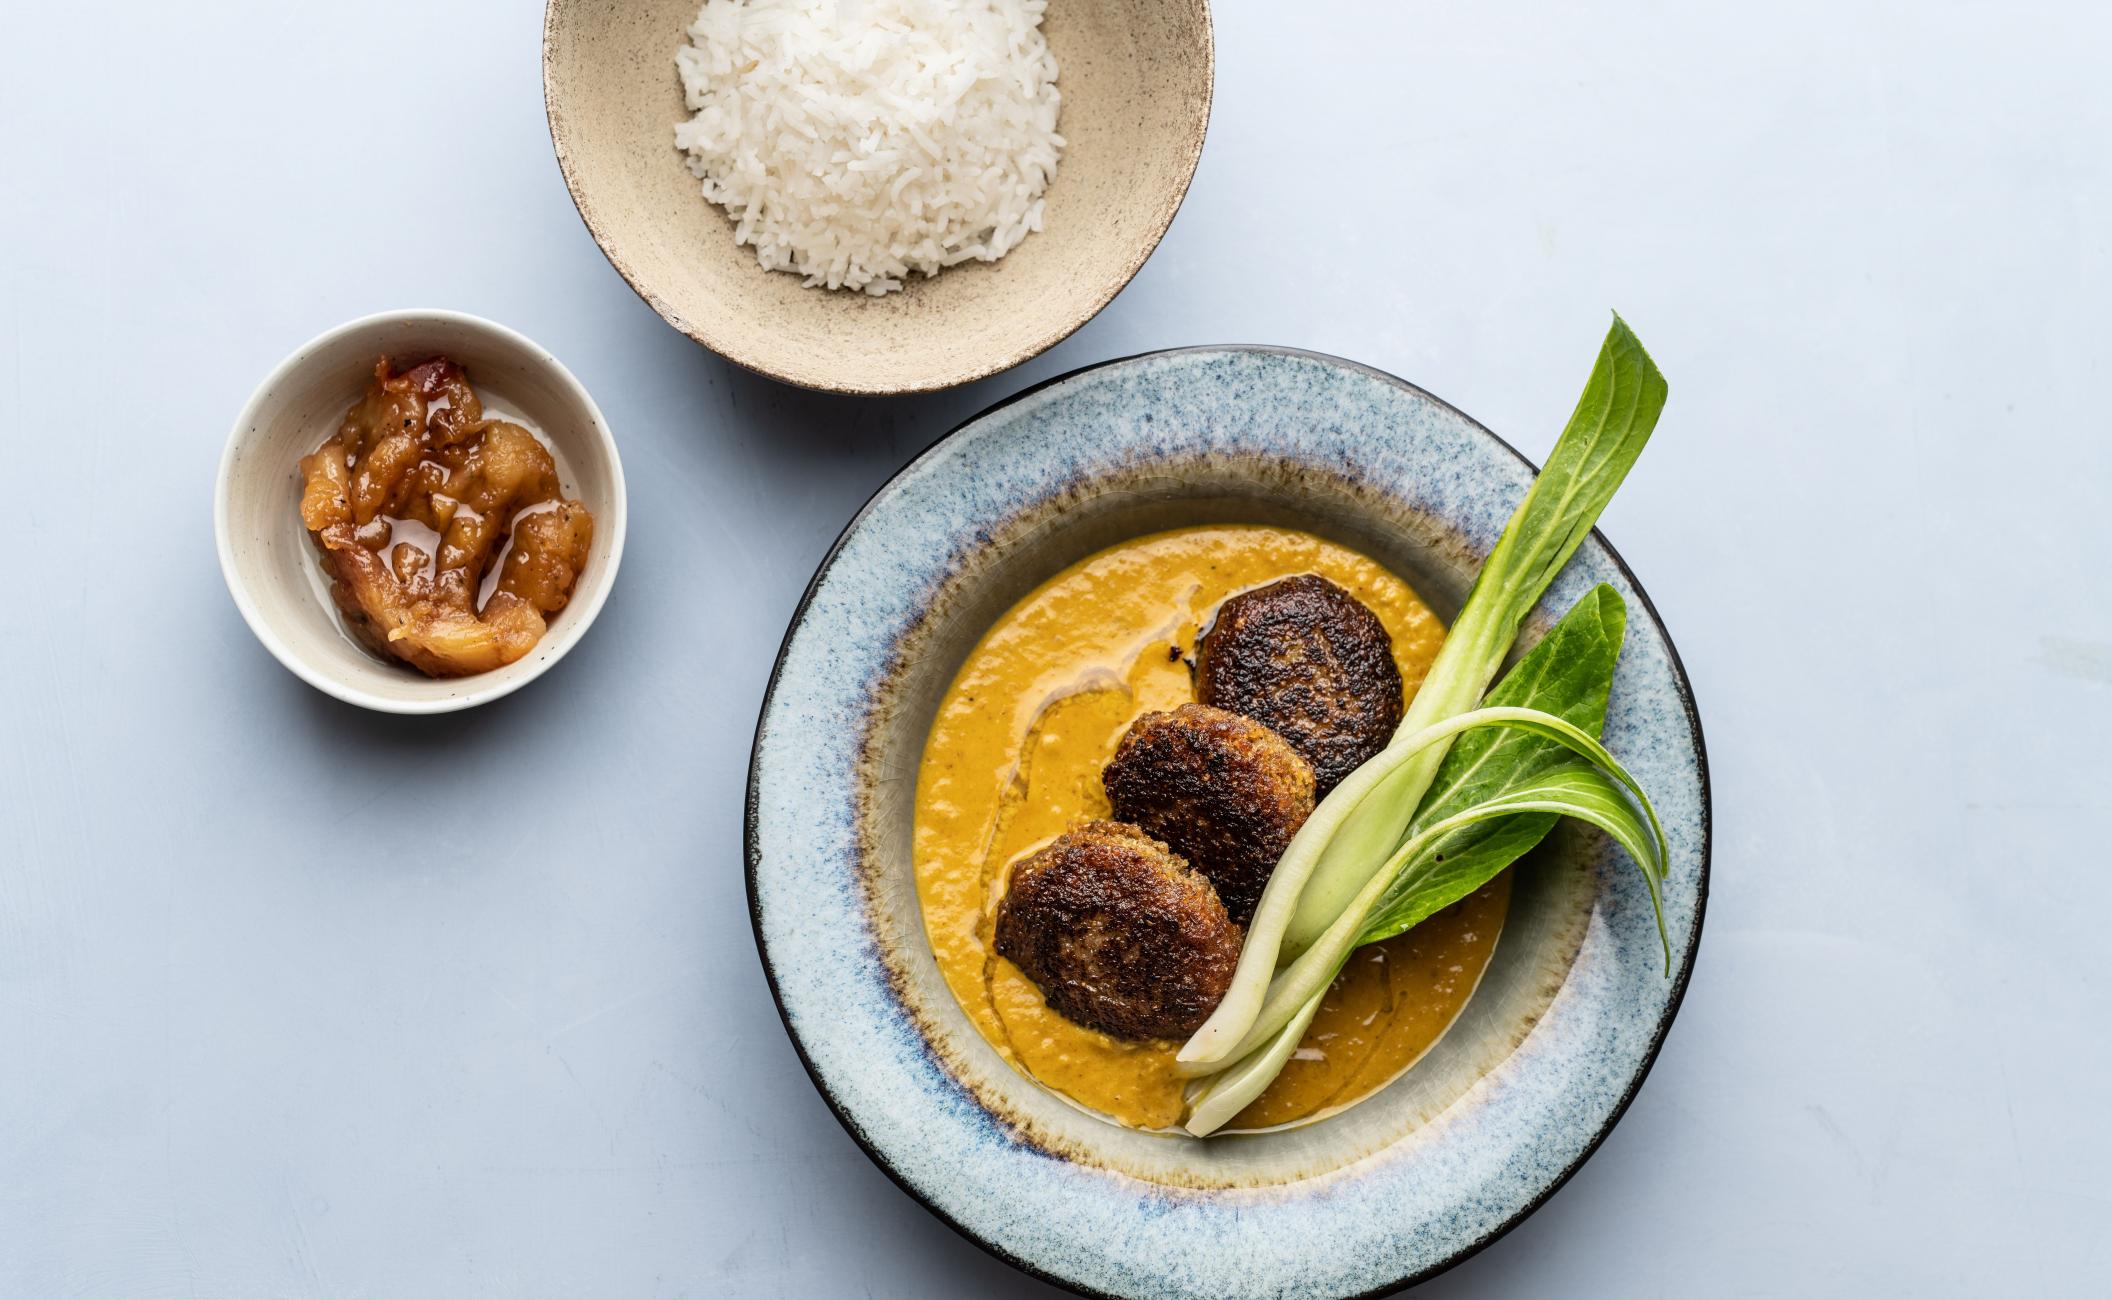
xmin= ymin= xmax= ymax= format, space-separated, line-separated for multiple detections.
xmin=911 ymin=525 xmax=1510 ymax=1130
xmin=296 ymin=356 xmax=595 ymax=678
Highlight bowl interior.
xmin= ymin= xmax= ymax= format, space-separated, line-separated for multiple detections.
xmin=219 ymin=314 xmax=625 ymax=712
xmin=856 ymin=464 xmax=1600 ymax=1185
xmin=543 ymin=0 xmax=1213 ymax=393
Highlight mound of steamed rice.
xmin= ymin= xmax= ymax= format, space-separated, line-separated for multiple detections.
xmin=673 ymin=0 xmax=1064 ymax=296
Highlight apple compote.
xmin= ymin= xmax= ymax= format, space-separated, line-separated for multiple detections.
xmin=297 ymin=357 xmax=595 ymax=677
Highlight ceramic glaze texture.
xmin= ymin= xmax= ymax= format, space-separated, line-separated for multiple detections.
xmin=543 ymin=0 xmax=1213 ymax=394
xmin=747 ymin=348 xmax=1707 ymax=1298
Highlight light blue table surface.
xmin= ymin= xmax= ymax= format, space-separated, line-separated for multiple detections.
xmin=5 ymin=2 xmax=2107 ymax=1296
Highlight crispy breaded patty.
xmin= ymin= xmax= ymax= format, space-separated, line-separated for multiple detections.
xmin=1102 ymin=704 xmax=1315 ymax=924
xmin=1195 ymin=573 xmax=1403 ymax=794
xmin=993 ymin=821 xmax=1241 ymax=1041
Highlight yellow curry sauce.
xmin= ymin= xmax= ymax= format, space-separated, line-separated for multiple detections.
xmin=912 ymin=526 xmax=1510 ymax=1131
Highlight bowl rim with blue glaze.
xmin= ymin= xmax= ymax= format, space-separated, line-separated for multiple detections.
xmin=745 ymin=345 xmax=1710 ymax=1298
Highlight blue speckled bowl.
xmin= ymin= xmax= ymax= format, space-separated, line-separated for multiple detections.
xmin=746 ymin=347 xmax=1708 ymax=1298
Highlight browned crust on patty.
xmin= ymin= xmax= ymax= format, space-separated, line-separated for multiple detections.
xmin=992 ymin=821 xmax=1241 ymax=1041
xmin=1102 ymin=704 xmax=1314 ymax=924
xmin=1195 ymin=574 xmax=1404 ymax=795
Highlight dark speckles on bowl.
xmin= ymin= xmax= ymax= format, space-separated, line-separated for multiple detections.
xmin=746 ymin=347 xmax=1708 ymax=1298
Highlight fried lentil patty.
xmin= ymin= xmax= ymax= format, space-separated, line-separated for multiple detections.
xmin=1102 ymin=703 xmax=1315 ymax=924
xmin=1195 ymin=574 xmax=1404 ymax=794
xmin=992 ymin=821 xmax=1241 ymax=1041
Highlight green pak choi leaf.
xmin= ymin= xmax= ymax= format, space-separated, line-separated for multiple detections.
xmin=1178 ymin=316 xmax=1668 ymax=1074
xmin=1356 ymin=582 xmax=1629 ymax=940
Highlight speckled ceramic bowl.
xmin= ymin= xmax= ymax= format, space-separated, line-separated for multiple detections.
xmin=747 ymin=347 xmax=1708 ymax=1297
xmin=542 ymin=0 xmax=1213 ymax=395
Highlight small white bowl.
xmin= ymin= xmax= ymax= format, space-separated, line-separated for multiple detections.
xmin=216 ymin=310 xmax=627 ymax=714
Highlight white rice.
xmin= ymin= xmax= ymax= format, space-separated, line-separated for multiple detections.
xmin=674 ymin=0 xmax=1064 ymax=296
